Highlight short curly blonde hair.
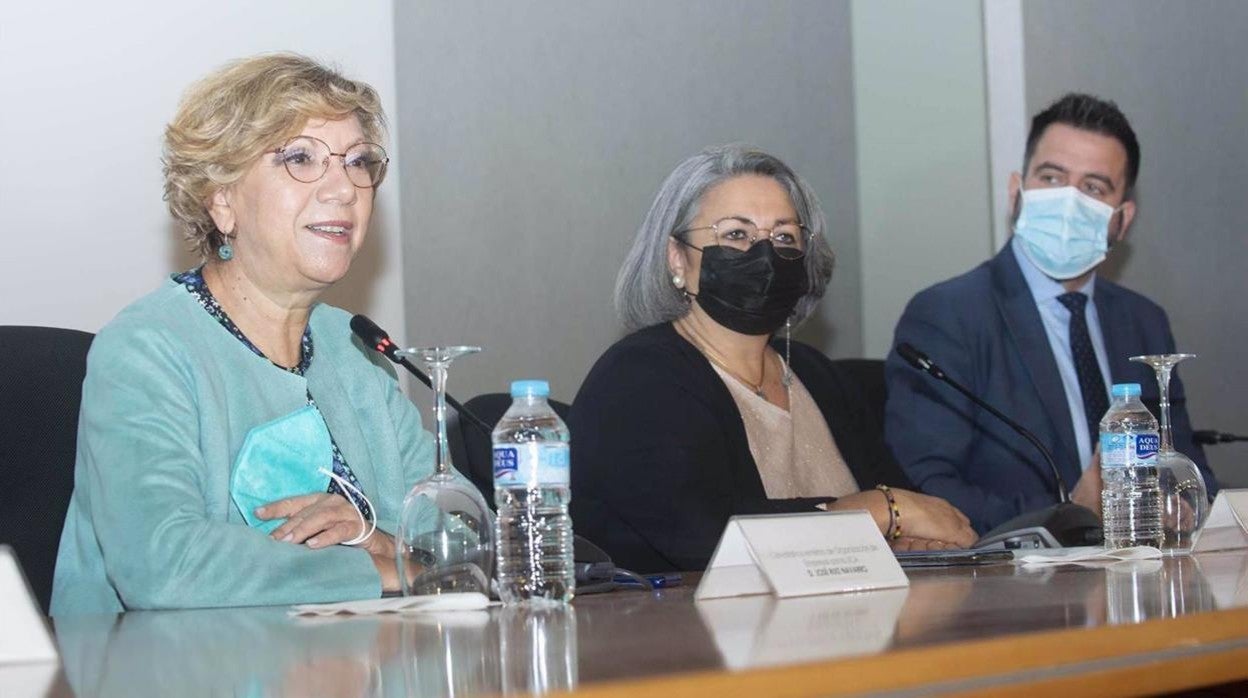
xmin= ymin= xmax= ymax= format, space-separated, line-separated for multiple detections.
xmin=163 ymin=53 xmax=387 ymax=258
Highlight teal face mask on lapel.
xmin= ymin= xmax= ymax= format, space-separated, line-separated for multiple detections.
xmin=230 ymin=405 xmax=334 ymax=534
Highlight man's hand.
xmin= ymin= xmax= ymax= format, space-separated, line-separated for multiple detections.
xmin=1071 ymin=449 xmax=1103 ymax=518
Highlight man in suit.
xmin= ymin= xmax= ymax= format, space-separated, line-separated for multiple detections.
xmin=884 ymin=93 xmax=1218 ymax=535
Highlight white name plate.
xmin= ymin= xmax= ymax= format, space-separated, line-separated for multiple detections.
xmin=0 ymin=546 xmax=58 ymax=666
xmin=1194 ymin=489 xmax=1248 ymax=553
xmin=695 ymin=511 xmax=908 ymax=601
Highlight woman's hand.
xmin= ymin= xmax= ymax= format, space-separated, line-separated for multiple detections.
xmin=258 ymin=493 xmax=394 ymax=557
xmin=889 ymin=488 xmax=977 ymax=547
xmin=829 ymin=488 xmax=977 ymax=548
xmin=260 ymin=494 xmax=400 ymax=592
xmin=893 ymin=489 xmax=978 ymax=549
xmin=370 ymin=552 xmax=401 ymax=593
xmin=890 ymin=536 xmax=961 ymax=552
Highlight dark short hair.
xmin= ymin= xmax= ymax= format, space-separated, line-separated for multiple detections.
xmin=1022 ymin=93 xmax=1140 ymax=198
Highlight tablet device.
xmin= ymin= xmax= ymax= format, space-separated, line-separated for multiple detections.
xmin=894 ymin=548 xmax=1014 ymax=568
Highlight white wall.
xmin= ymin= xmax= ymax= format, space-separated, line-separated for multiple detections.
xmin=393 ymin=1 xmax=863 ymax=405
xmin=983 ymin=0 xmax=1026 ymax=251
xmin=851 ymin=0 xmax=996 ymax=358
xmin=0 ymin=2 xmax=405 ymax=347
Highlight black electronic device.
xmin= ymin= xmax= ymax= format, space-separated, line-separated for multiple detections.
xmin=973 ymin=503 xmax=1102 ymax=550
xmin=896 ymin=343 xmax=1103 ymax=550
xmin=894 ymin=548 xmax=1014 ymax=568
xmin=573 ymin=536 xmax=620 ymax=594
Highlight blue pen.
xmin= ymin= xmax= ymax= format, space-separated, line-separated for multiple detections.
xmin=613 ymin=572 xmax=683 ymax=589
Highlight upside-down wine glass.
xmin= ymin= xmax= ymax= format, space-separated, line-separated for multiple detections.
xmin=1129 ymin=353 xmax=1208 ymax=555
xmin=395 ymin=346 xmax=495 ymax=595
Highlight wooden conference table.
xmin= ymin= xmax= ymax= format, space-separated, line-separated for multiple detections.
xmin=41 ymin=549 xmax=1248 ymax=697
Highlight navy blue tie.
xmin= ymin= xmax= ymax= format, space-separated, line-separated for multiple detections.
xmin=1057 ymin=292 xmax=1109 ymax=444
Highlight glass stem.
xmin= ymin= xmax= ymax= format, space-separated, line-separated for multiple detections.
xmin=432 ymin=361 xmax=450 ymax=475
xmin=1156 ymin=364 xmax=1174 ymax=452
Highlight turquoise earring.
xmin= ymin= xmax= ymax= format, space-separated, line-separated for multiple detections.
xmin=217 ymin=233 xmax=234 ymax=261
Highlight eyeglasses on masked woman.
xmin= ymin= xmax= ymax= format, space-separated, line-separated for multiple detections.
xmin=672 ymin=216 xmax=812 ymax=260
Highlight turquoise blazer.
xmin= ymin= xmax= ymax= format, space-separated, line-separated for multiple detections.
xmin=51 ymin=280 xmax=435 ymax=615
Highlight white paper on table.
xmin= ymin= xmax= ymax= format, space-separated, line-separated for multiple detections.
xmin=1017 ymin=545 xmax=1162 ymax=566
xmin=1193 ymin=489 xmax=1248 ymax=553
xmin=290 ymin=592 xmax=494 ymax=616
xmin=0 ymin=547 xmax=58 ymax=666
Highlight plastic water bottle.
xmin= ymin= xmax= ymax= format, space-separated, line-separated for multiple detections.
xmin=1099 ymin=383 xmax=1163 ymax=548
xmin=493 ymin=380 xmax=574 ymax=604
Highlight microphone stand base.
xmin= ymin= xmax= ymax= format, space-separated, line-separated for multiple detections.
xmin=973 ymin=502 xmax=1103 ymax=550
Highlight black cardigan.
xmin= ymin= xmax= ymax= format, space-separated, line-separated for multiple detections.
xmin=568 ymin=323 xmax=911 ymax=573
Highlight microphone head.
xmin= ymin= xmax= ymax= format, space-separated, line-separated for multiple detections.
xmin=350 ymin=314 xmax=398 ymax=360
xmin=897 ymin=342 xmax=944 ymax=379
xmin=896 ymin=343 xmax=928 ymax=370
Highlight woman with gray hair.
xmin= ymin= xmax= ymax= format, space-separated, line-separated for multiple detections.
xmin=569 ymin=145 xmax=975 ymax=572
xmin=51 ymin=54 xmax=433 ymax=615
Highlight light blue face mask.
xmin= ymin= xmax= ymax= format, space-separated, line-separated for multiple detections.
xmin=1014 ymin=186 xmax=1117 ymax=280
xmin=230 ymin=405 xmax=335 ymax=534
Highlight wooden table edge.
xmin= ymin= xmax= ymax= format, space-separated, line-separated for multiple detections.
xmin=549 ymin=606 xmax=1248 ymax=698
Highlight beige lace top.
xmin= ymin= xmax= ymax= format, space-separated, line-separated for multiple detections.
xmin=712 ymin=364 xmax=860 ymax=499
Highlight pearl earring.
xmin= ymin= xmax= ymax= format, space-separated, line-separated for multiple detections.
xmin=672 ymin=273 xmax=684 ymax=289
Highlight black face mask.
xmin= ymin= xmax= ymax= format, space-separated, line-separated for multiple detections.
xmin=688 ymin=241 xmax=809 ymax=336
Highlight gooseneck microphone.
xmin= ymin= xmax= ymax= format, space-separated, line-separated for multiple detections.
xmin=897 ymin=343 xmax=1069 ymax=503
xmin=350 ymin=315 xmax=493 ymax=434
xmin=1193 ymin=430 xmax=1248 ymax=445
xmin=351 ymin=313 xmax=404 ymax=362
xmin=897 ymin=342 xmax=1102 ymax=548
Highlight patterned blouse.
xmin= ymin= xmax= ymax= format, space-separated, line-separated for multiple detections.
xmin=172 ymin=268 xmax=373 ymax=520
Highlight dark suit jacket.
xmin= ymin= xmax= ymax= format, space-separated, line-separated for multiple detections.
xmin=884 ymin=244 xmax=1216 ymax=534
xmin=569 ymin=323 xmax=911 ymax=573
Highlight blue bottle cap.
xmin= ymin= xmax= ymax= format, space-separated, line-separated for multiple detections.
xmin=1111 ymin=383 xmax=1142 ymax=398
xmin=510 ymin=380 xmax=550 ymax=398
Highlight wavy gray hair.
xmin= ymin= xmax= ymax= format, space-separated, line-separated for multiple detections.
xmin=614 ymin=144 xmax=835 ymax=331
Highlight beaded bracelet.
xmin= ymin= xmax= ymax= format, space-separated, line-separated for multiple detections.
xmin=875 ymin=484 xmax=902 ymax=540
